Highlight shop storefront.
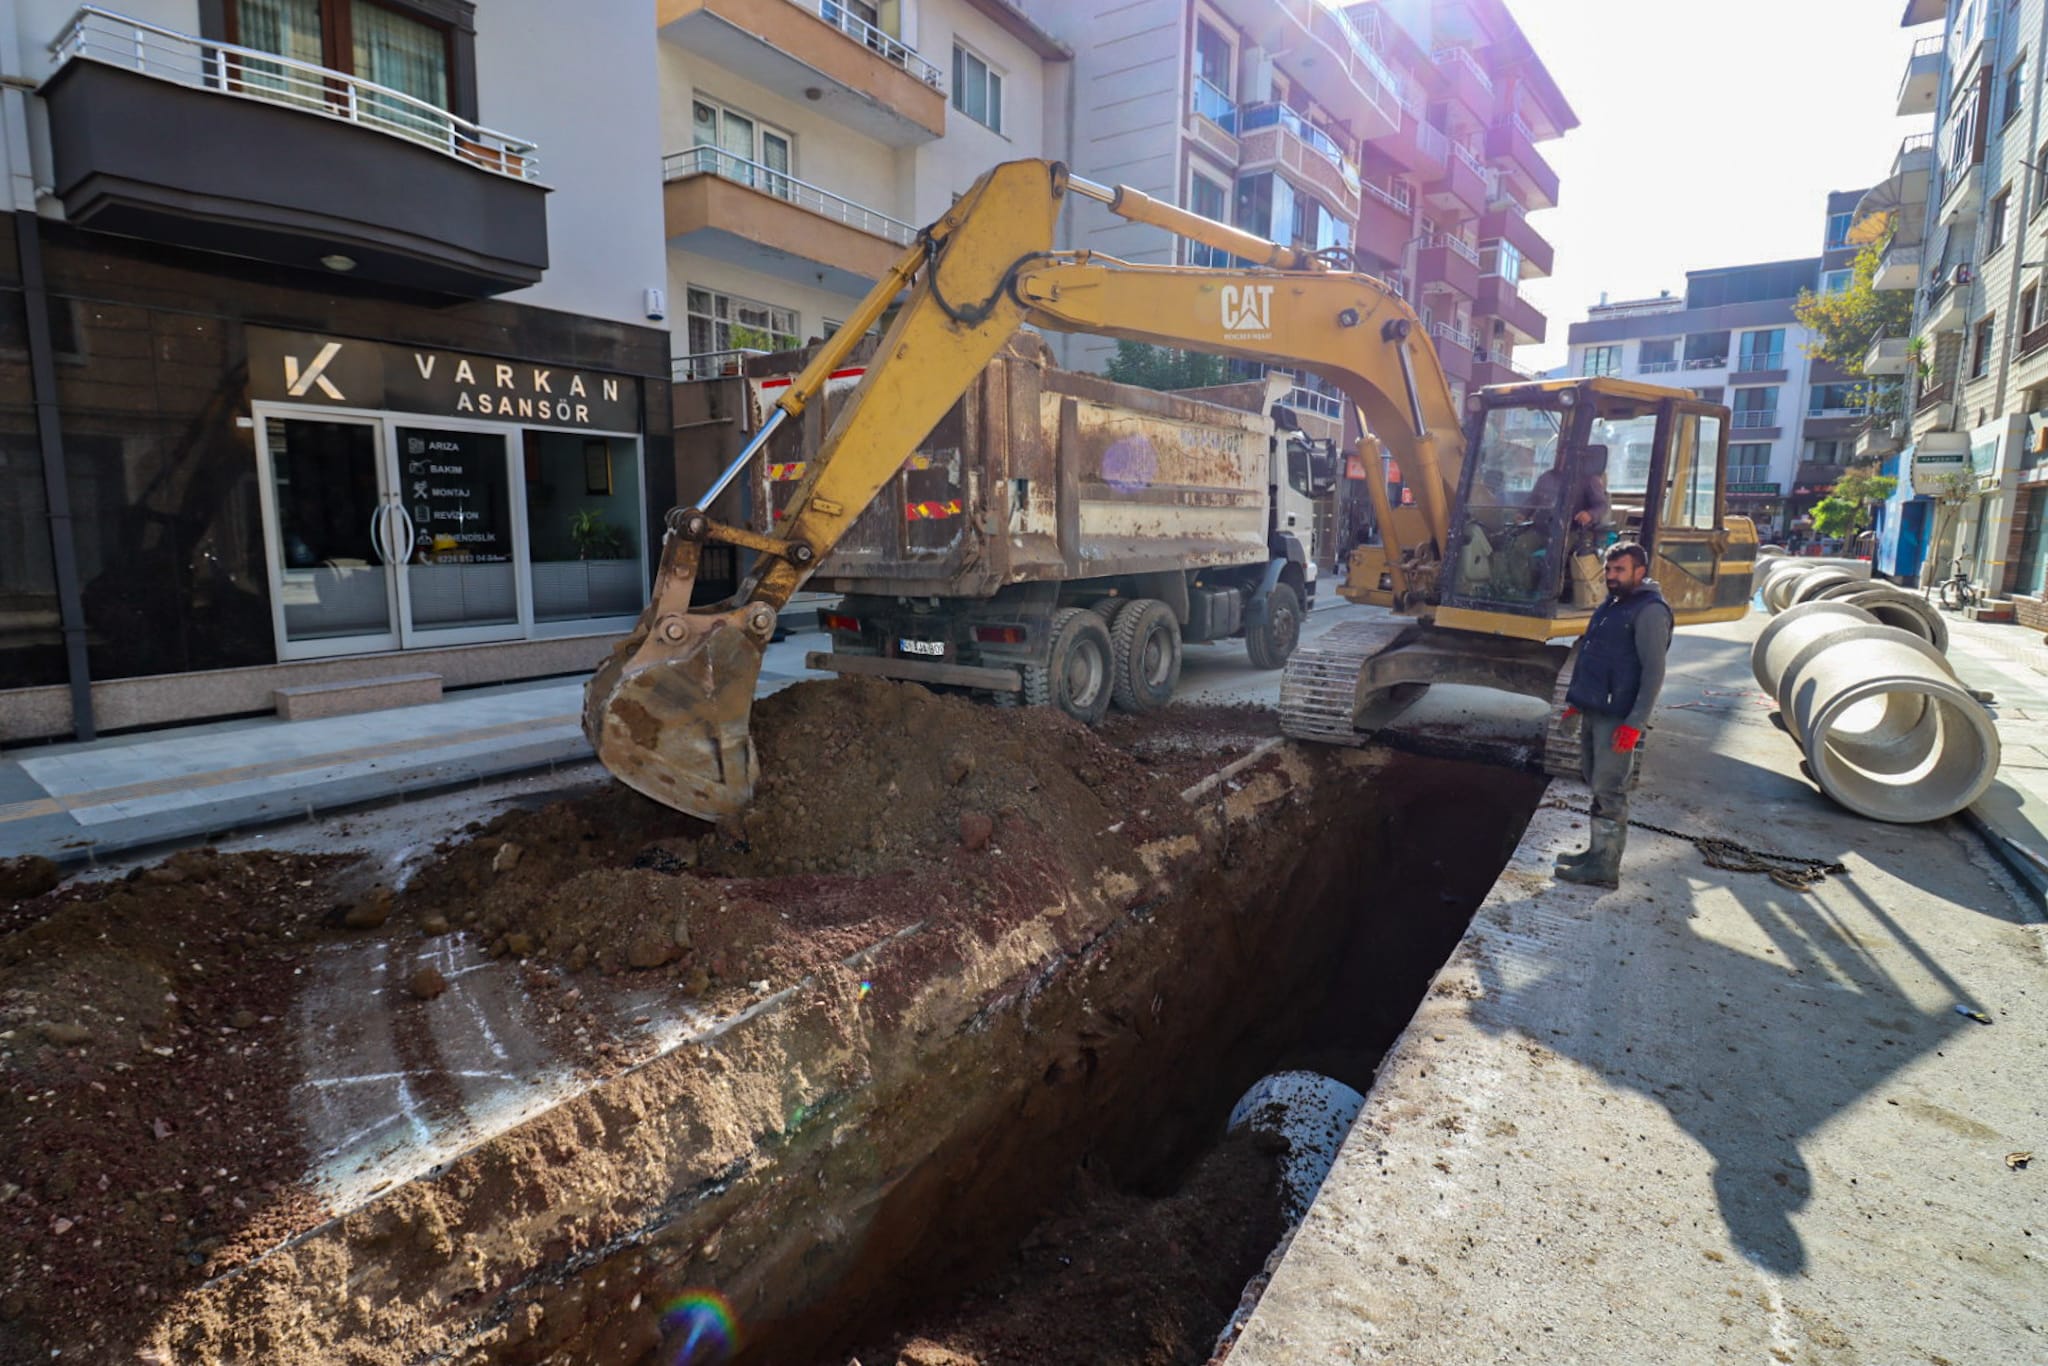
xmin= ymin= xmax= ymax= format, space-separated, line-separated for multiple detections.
xmin=1726 ymin=481 xmax=1783 ymax=536
xmin=246 ymin=329 xmax=648 ymax=661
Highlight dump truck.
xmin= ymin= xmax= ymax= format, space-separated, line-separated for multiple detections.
xmin=672 ymin=333 xmax=1339 ymax=722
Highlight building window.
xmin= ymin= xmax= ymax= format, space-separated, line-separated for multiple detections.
xmin=1973 ymin=315 xmax=1996 ymax=378
xmin=686 ymin=287 xmax=799 ymax=357
xmin=1821 ymin=268 xmax=1852 ymax=296
xmin=1825 ymin=211 xmax=1853 ymax=250
xmin=1990 ymin=187 xmax=2012 ymax=253
xmin=953 ymin=44 xmax=1004 ymax=132
xmin=1192 ymin=19 xmax=1235 ymax=129
xmin=691 ymin=99 xmax=793 ymax=193
xmin=1638 ymin=338 xmax=1678 ymax=373
xmin=1729 ymin=442 xmax=1773 ymax=482
xmin=2026 ymin=284 xmax=2043 ymax=334
xmin=2005 ymin=55 xmax=2026 ymax=124
xmin=1582 ymin=345 xmax=1621 ymax=377
xmin=1806 ymin=440 xmax=1845 ymax=465
xmin=1808 ymin=383 xmax=1861 ymax=414
xmin=1697 ymin=386 xmax=1725 ymax=404
xmin=226 ymin=0 xmax=465 ymax=117
xmin=1187 ymin=170 xmax=1230 ymax=266
xmin=1732 ymin=386 xmax=1778 ymax=429
xmin=2036 ymin=142 xmax=2048 ymax=217
xmin=1738 ymin=329 xmax=1785 ymax=371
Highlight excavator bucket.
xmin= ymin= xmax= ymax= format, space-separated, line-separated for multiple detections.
xmin=581 ymin=525 xmax=778 ymax=821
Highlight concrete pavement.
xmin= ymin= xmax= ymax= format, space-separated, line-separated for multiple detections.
xmin=0 ymin=594 xmax=1356 ymax=864
xmin=1228 ymin=609 xmax=2046 ymax=1365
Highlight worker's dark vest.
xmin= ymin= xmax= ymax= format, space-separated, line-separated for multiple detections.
xmin=1566 ymin=583 xmax=1672 ymax=720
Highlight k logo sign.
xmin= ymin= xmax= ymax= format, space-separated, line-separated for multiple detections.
xmin=283 ymin=341 xmax=347 ymax=400
xmin=1221 ymin=284 xmax=1275 ymax=338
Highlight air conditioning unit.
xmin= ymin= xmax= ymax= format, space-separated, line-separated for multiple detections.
xmin=1243 ymin=49 xmax=1274 ymax=103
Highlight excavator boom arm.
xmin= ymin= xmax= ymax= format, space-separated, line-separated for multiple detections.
xmin=585 ymin=158 xmax=1467 ymax=818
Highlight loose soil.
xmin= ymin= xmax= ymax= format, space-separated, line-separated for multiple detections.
xmin=0 ymin=678 xmax=1239 ymax=1362
xmin=847 ymin=1132 xmax=1285 ymax=1366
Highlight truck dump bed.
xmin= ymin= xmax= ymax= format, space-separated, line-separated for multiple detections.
xmin=675 ymin=334 xmax=1276 ymax=599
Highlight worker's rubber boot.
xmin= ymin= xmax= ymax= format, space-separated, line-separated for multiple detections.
xmin=1556 ymin=819 xmax=1624 ymax=889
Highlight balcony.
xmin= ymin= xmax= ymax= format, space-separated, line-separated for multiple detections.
xmin=1855 ymin=420 xmax=1905 ymax=460
xmin=663 ymin=146 xmax=913 ymax=296
xmin=1939 ymin=158 xmax=1983 ymax=227
xmin=1730 ymin=350 xmax=1788 ymax=384
xmin=1432 ymin=45 xmax=1495 ymax=122
xmin=1923 ymin=270 xmax=1970 ymax=334
xmin=1484 ymin=115 xmax=1560 ymax=211
xmin=1379 ymin=105 xmax=1450 ymax=178
xmin=2023 ymin=320 xmax=2048 ymax=360
xmin=1207 ymin=0 xmax=1400 ymax=139
xmin=1478 ymin=202 xmax=1553 ymax=276
xmin=1864 ymin=336 xmax=1911 ymax=374
xmin=1898 ymin=35 xmax=1942 ymax=116
xmin=1874 ymin=240 xmax=1923 ymax=290
xmin=658 ymin=0 xmax=945 ymax=146
xmin=1731 ymin=409 xmax=1782 ymax=439
xmin=1472 ymin=350 xmax=1533 ymax=388
xmin=1358 ymin=179 xmax=1412 ymax=255
xmin=1637 ymin=356 xmax=1681 ymax=375
xmin=1476 ymin=273 xmax=1545 ymax=344
xmin=1804 ymin=408 xmax=1862 ymax=440
xmin=1915 ymin=379 xmax=1954 ymax=414
xmin=1429 ymin=322 xmax=1477 ymax=383
xmin=41 ymin=7 xmax=547 ymax=296
xmin=1237 ymin=103 xmax=1361 ymax=221
xmin=1417 ymin=233 xmax=1480 ymax=300
xmin=1865 ymin=133 xmax=1937 ymax=223
xmin=1424 ymin=141 xmax=1490 ymax=216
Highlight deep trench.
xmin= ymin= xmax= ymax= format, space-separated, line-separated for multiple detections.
xmin=725 ymin=749 xmax=1548 ymax=1366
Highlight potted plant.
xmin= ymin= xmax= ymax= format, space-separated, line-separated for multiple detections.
xmin=569 ymin=509 xmax=629 ymax=560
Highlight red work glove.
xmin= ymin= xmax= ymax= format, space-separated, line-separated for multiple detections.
xmin=1612 ymin=724 xmax=1642 ymax=753
xmin=1561 ymin=706 xmax=1578 ymax=720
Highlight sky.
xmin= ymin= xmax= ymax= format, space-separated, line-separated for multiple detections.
xmin=1509 ymin=0 xmax=1932 ymax=373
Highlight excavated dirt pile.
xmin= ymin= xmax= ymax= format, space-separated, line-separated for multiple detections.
xmin=0 ymin=679 xmax=1291 ymax=1363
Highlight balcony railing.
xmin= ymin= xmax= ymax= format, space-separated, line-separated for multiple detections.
xmin=662 ymin=146 xmax=915 ymax=243
xmin=1433 ymin=45 xmax=1494 ymax=94
xmin=1424 ymin=232 xmax=1480 ymax=264
xmin=1327 ymin=5 xmax=1405 ymax=109
xmin=50 ymin=5 xmax=540 ymax=179
xmin=1286 ymin=384 xmax=1344 ymax=420
xmin=1413 ymin=116 xmax=1450 ymax=162
xmin=1431 ymin=321 xmax=1479 ymax=352
xmin=1239 ymin=102 xmax=1360 ymax=189
xmin=1494 ymin=111 xmax=1537 ymax=143
xmin=1484 ymin=347 xmax=1531 ymax=378
xmin=1807 ymin=406 xmax=1861 ymax=419
xmin=1363 ymin=178 xmax=1412 ymax=213
xmin=1193 ymin=75 xmax=1238 ymax=131
xmin=1452 ymin=142 xmax=1487 ymax=177
xmin=1684 ymin=355 xmax=1728 ymax=370
xmin=1639 ymin=359 xmax=1680 ymax=374
xmin=1728 ymin=466 xmax=1773 ymax=485
xmin=1915 ymin=380 xmax=1953 ymax=412
xmin=1732 ymin=409 xmax=1779 ymax=429
xmin=1734 ymin=350 xmax=1785 ymax=371
xmin=674 ymin=348 xmax=770 ymax=381
xmin=811 ymin=0 xmax=944 ymax=87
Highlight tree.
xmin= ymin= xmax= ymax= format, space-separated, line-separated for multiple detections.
xmin=1793 ymin=238 xmax=1913 ymax=376
xmin=1807 ymin=464 xmax=1897 ymax=539
xmin=1105 ymin=340 xmax=1230 ymax=391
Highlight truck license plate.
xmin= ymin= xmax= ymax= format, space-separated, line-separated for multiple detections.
xmin=899 ymin=638 xmax=946 ymax=657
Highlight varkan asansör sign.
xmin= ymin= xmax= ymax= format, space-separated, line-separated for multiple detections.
xmin=248 ymin=327 xmax=640 ymax=430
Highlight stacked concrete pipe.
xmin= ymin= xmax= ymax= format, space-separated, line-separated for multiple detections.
xmin=1758 ymin=557 xmax=1872 ymax=614
xmin=1750 ymin=600 xmax=2000 ymax=823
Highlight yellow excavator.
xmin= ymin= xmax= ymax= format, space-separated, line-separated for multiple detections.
xmin=587 ymin=159 xmax=1757 ymax=819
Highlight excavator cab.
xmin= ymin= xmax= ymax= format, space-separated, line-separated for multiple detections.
xmin=1438 ymin=377 xmax=1754 ymax=634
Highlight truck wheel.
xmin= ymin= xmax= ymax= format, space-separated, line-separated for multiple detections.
xmin=1112 ymin=598 xmax=1181 ymax=712
xmin=1045 ymin=607 xmax=1114 ymax=725
xmin=1246 ymin=583 xmax=1302 ymax=670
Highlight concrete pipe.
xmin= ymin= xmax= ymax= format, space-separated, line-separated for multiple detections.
xmin=1788 ymin=567 xmax=1864 ymax=607
xmin=1778 ymin=624 xmax=2000 ymax=823
xmin=1760 ymin=562 xmax=1820 ymax=613
xmin=1759 ymin=545 xmax=1787 ymax=557
xmin=1836 ymin=585 xmax=1950 ymax=656
xmin=1751 ymin=600 xmax=1879 ymax=694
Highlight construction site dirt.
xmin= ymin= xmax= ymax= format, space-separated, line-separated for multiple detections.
xmin=0 ymin=678 xmax=1543 ymax=1364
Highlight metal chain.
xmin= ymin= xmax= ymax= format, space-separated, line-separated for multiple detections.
xmin=1558 ymin=803 xmax=1847 ymax=891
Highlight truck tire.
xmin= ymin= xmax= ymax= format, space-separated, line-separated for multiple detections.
xmin=1045 ymin=607 xmax=1114 ymax=725
xmin=1246 ymin=583 xmax=1302 ymax=670
xmin=1111 ymin=598 xmax=1181 ymax=712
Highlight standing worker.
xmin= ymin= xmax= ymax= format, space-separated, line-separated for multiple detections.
xmin=1555 ymin=542 xmax=1673 ymax=889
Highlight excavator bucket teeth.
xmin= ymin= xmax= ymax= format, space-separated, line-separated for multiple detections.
xmin=581 ymin=533 xmax=771 ymax=821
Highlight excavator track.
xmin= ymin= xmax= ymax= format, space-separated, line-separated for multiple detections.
xmin=1279 ymin=618 xmax=1417 ymax=747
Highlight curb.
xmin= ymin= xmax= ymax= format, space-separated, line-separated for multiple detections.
xmin=1963 ymin=807 xmax=2048 ymax=912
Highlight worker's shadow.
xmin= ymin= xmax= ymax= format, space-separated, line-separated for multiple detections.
xmin=1468 ymin=824 xmax=1999 ymax=1276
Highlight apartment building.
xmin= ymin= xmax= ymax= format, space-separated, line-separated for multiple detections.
xmin=1871 ymin=0 xmax=2048 ymax=593
xmin=657 ymin=0 xmax=1070 ymax=380
xmin=995 ymin=0 xmax=1571 ymax=418
xmin=2 ymin=0 xmax=670 ymax=743
xmin=1564 ymin=191 xmax=1879 ymax=541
